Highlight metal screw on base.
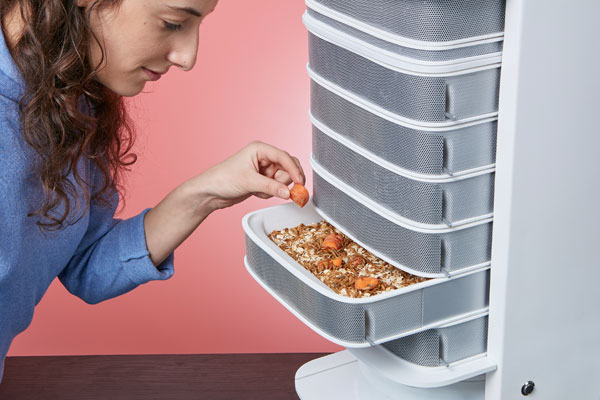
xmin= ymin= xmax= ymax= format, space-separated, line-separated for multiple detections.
xmin=521 ymin=381 xmax=535 ymax=396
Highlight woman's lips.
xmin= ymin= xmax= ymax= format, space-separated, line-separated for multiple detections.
xmin=142 ymin=67 xmax=162 ymax=81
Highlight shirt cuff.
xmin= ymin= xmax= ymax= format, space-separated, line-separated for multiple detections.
xmin=118 ymin=208 xmax=175 ymax=285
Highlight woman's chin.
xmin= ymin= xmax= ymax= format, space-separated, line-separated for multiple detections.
xmin=116 ymin=83 xmax=146 ymax=97
xmin=98 ymin=78 xmax=146 ymax=97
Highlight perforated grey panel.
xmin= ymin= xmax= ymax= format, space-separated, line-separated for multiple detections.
xmin=382 ymin=330 xmax=441 ymax=366
xmin=365 ymin=293 xmax=423 ymax=340
xmin=308 ymin=34 xmax=501 ymax=122
xmin=246 ymin=238 xmax=424 ymax=344
xmin=312 ymin=0 xmax=506 ymax=43
xmin=441 ymin=223 xmax=492 ymax=270
xmin=307 ymin=9 xmax=504 ymax=62
xmin=440 ymin=316 xmax=488 ymax=364
xmin=245 ymin=235 xmax=490 ymax=345
xmin=246 ymin=236 xmax=367 ymax=344
xmin=382 ymin=316 xmax=488 ymax=366
xmin=313 ymin=128 xmax=495 ymax=224
xmin=310 ymin=80 xmax=498 ymax=175
xmin=446 ymin=72 xmax=501 ymax=120
xmin=312 ymin=172 xmax=492 ymax=274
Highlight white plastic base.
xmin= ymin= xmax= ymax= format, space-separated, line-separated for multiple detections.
xmin=348 ymin=346 xmax=495 ymax=388
xmin=296 ymin=351 xmax=486 ymax=400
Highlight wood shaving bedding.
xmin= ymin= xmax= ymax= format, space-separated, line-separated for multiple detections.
xmin=268 ymin=220 xmax=429 ymax=298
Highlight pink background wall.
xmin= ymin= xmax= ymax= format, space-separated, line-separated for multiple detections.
xmin=9 ymin=0 xmax=342 ymax=356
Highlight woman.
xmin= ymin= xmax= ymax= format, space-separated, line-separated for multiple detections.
xmin=0 ymin=0 xmax=306 ymax=380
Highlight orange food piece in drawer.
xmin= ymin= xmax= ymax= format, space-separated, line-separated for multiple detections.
xmin=321 ymin=233 xmax=343 ymax=251
xmin=349 ymin=255 xmax=365 ymax=268
xmin=331 ymin=257 xmax=343 ymax=267
xmin=355 ymin=277 xmax=379 ymax=290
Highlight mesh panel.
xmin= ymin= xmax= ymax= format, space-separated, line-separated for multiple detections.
xmin=382 ymin=330 xmax=441 ymax=366
xmin=441 ymin=222 xmax=492 ymax=270
xmin=382 ymin=316 xmax=488 ymax=366
xmin=307 ymin=9 xmax=504 ymax=62
xmin=246 ymin=236 xmax=367 ymax=344
xmin=440 ymin=316 xmax=488 ymax=363
xmin=314 ymin=128 xmax=441 ymax=224
xmin=246 ymin=235 xmax=490 ymax=345
xmin=313 ymin=128 xmax=495 ymax=224
xmin=308 ymin=34 xmax=501 ymax=122
xmin=365 ymin=293 xmax=423 ymax=341
xmin=446 ymin=72 xmax=501 ymax=120
xmin=312 ymin=0 xmax=506 ymax=43
xmin=443 ymin=122 xmax=498 ymax=173
xmin=312 ymin=172 xmax=492 ymax=274
xmin=310 ymin=80 xmax=498 ymax=175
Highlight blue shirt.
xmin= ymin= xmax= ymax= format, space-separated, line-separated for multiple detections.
xmin=0 ymin=27 xmax=175 ymax=381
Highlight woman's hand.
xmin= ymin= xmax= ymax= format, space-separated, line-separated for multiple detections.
xmin=190 ymin=140 xmax=306 ymax=211
xmin=143 ymin=141 xmax=306 ymax=266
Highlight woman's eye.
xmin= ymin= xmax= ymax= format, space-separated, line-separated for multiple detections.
xmin=164 ymin=21 xmax=183 ymax=31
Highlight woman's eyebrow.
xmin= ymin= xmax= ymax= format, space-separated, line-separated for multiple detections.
xmin=167 ymin=5 xmax=203 ymax=17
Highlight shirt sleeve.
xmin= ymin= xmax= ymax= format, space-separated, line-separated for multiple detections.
xmin=58 ymin=177 xmax=174 ymax=305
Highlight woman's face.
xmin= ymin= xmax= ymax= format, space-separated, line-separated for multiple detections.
xmin=78 ymin=0 xmax=218 ymax=96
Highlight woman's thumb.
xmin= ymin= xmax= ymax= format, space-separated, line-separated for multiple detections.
xmin=251 ymin=173 xmax=290 ymax=199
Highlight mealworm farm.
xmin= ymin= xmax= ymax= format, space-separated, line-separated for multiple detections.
xmin=268 ymin=220 xmax=429 ymax=298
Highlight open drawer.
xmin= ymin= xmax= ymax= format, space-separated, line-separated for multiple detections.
xmin=243 ymin=203 xmax=490 ymax=348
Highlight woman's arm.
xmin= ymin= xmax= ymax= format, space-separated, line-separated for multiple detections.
xmin=143 ymin=141 xmax=306 ymax=266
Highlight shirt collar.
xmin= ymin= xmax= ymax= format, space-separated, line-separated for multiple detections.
xmin=0 ymin=23 xmax=25 ymax=101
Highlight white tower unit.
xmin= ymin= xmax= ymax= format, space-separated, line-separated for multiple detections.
xmin=243 ymin=0 xmax=600 ymax=398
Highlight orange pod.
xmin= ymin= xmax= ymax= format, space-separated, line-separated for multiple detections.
xmin=355 ymin=277 xmax=379 ymax=290
xmin=348 ymin=255 xmax=365 ymax=268
xmin=289 ymin=184 xmax=309 ymax=208
xmin=321 ymin=233 xmax=343 ymax=251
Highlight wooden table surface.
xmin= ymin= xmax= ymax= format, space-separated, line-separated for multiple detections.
xmin=0 ymin=353 xmax=329 ymax=399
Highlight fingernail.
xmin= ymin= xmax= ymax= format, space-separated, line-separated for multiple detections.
xmin=278 ymin=188 xmax=289 ymax=199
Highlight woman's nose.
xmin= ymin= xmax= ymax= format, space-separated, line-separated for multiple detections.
xmin=167 ymin=33 xmax=199 ymax=71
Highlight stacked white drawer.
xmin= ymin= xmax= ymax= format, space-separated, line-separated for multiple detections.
xmin=244 ymin=0 xmax=504 ymax=374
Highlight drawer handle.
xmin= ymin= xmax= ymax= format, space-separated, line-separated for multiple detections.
xmin=445 ymin=83 xmax=457 ymax=121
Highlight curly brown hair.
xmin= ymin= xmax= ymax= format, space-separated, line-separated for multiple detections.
xmin=1 ymin=0 xmax=136 ymax=230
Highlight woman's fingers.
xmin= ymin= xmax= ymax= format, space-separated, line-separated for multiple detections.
xmin=247 ymin=172 xmax=290 ymax=199
xmin=254 ymin=142 xmax=305 ymax=185
xmin=262 ymin=161 xmax=300 ymax=185
xmin=253 ymin=192 xmax=272 ymax=200
xmin=251 ymin=171 xmax=292 ymax=200
xmin=291 ymin=156 xmax=305 ymax=184
xmin=261 ymin=162 xmax=280 ymax=179
xmin=273 ymin=169 xmax=292 ymax=185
